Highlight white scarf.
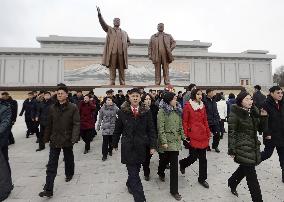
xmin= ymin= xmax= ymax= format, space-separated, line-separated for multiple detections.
xmin=189 ymin=99 xmax=204 ymax=111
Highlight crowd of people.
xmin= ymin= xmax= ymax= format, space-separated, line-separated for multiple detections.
xmin=0 ymin=83 xmax=283 ymax=202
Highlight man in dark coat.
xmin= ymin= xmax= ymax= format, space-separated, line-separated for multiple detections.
xmin=115 ymin=90 xmax=126 ymax=109
xmin=253 ymin=85 xmax=266 ymax=109
xmin=113 ymin=88 xmax=157 ymax=202
xmin=19 ymin=92 xmax=36 ymax=138
xmin=261 ymin=86 xmax=284 ymax=183
xmin=39 ymin=86 xmax=80 ymax=197
xmin=203 ymin=89 xmax=221 ymax=153
xmin=1 ymin=92 xmax=18 ymax=145
xmin=35 ymin=92 xmax=53 ymax=152
xmin=0 ymin=101 xmax=13 ymax=201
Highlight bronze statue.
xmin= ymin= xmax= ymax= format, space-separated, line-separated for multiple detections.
xmin=97 ymin=6 xmax=130 ymax=85
xmin=148 ymin=23 xmax=176 ymax=85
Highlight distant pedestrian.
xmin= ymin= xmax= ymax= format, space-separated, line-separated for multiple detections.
xmin=97 ymin=97 xmax=119 ymax=160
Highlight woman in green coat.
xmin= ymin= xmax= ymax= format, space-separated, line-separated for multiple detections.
xmin=157 ymin=92 xmax=185 ymax=201
xmin=228 ymin=91 xmax=267 ymax=202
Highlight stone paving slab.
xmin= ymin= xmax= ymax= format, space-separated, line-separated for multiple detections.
xmin=5 ymin=115 xmax=284 ymax=202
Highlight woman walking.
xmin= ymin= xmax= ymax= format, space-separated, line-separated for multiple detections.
xmin=141 ymin=93 xmax=159 ymax=181
xmin=179 ymin=89 xmax=211 ymax=188
xmin=157 ymin=92 xmax=184 ymax=201
xmin=228 ymin=91 xmax=267 ymax=202
xmin=97 ymin=97 xmax=119 ymax=161
xmin=79 ymin=95 xmax=96 ymax=154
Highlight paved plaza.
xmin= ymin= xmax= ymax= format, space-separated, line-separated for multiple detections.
xmin=4 ymin=112 xmax=284 ymax=202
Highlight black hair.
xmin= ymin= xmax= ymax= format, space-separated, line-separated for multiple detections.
xmin=254 ymin=85 xmax=261 ymax=91
xmin=206 ymin=89 xmax=214 ymax=95
xmin=236 ymin=91 xmax=251 ymax=107
xmin=1 ymin=92 xmax=9 ymax=96
xmin=44 ymin=91 xmax=51 ymax=95
xmin=269 ymin=86 xmax=282 ymax=93
xmin=163 ymin=92 xmax=176 ymax=105
xmin=57 ymin=86 xmax=68 ymax=93
xmin=228 ymin=93 xmax=235 ymax=99
xmin=129 ymin=88 xmax=140 ymax=95
xmin=118 ymin=90 xmax=123 ymax=93
xmin=187 ymin=83 xmax=196 ymax=92
xmin=215 ymin=93 xmax=223 ymax=102
xmin=141 ymin=93 xmax=155 ymax=104
xmin=28 ymin=92 xmax=34 ymax=95
xmin=190 ymin=89 xmax=202 ymax=100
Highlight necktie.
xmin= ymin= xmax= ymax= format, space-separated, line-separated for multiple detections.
xmin=133 ymin=107 xmax=138 ymax=117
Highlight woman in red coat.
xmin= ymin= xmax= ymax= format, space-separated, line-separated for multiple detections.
xmin=79 ymin=95 xmax=96 ymax=154
xmin=179 ymin=89 xmax=211 ymax=188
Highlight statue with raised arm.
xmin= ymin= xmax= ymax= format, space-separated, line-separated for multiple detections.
xmin=97 ymin=6 xmax=130 ymax=86
xmin=148 ymin=23 xmax=176 ymax=85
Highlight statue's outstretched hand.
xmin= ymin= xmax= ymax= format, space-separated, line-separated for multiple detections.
xmin=96 ymin=6 xmax=101 ymax=15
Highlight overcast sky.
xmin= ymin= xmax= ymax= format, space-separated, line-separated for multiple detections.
xmin=0 ymin=0 xmax=283 ymax=71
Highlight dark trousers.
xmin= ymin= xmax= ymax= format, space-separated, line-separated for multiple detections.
xmin=179 ymin=148 xmax=207 ymax=182
xmin=261 ymin=141 xmax=284 ymax=170
xmin=228 ymin=165 xmax=262 ymax=202
xmin=158 ymin=151 xmax=179 ymax=194
xmin=142 ymin=146 xmax=152 ymax=177
xmin=102 ymin=136 xmax=113 ymax=157
xmin=1 ymin=146 xmax=11 ymax=174
xmin=209 ymin=124 xmax=220 ymax=149
xmin=38 ymin=125 xmax=46 ymax=149
xmin=32 ymin=121 xmax=40 ymax=138
xmin=25 ymin=119 xmax=33 ymax=135
xmin=126 ymin=164 xmax=146 ymax=202
xmin=81 ymin=129 xmax=93 ymax=151
xmin=8 ymin=125 xmax=15 ymax=145
xmin=219 ymin=119 xmax=225 ymax=137
xmin=44 ymin=146 xmax=74 ymax=191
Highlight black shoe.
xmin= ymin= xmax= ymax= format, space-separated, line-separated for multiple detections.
xmin=26 ymin=133 xmax=29 ymax=138
xmin=36 ymin=138 xmax=39 ymax=143
xmin=179 ymin=161 xmax=185 ymax=174
xmin=126 ymin=183 xmax=132 ymax=195
xmin=207 ymin=146 xmax=211 ymax=151
xmin=36 ymin=148 xmax=45 ymax=152
xmin=102 ymin=156 xmax=107 ymax=161
xmin=171 ymin=193 xmax=182 ymax=201
xmin=39 ymin=190 xmax=53 ymax=197
xmin=65 ymin=176 xmax=73 ymax=182
xmin=144 ymin=175 xmax=150 ymax=181
xmin=228 ymin=183 xmax=238 ymax=197
xmin=109 ymin=151 xmax=112 ymax=156
xmin=158 ymin=174 xmax=165 ymax=182
xmin=166 ymin=164 xmax=170 ymax=169
xmin=215 ymin=148 xmax=220 ymax=153
xmin=199 ymin=180 xmax=209 ymax=188
xmin=84 ymin=149 xmax=88 ymax=154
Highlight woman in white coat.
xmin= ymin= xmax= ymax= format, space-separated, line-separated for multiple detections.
xmin=216 ymin=93 xmax=227 ymax=139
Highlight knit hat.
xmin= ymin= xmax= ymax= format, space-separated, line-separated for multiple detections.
xmin=236 ymin=91 xmax=250 ymax=107
xmin=163 ymin=92 xmax=176 ymax=105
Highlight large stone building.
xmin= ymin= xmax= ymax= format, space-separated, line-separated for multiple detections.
xmin=0 ymin=35 xmax=276 ymax=87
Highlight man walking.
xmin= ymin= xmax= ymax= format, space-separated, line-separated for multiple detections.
xmin=39 ymin=86 xmax=80 ymax=197
xmin=113 ymin=88 xmax=157 ymax=202
xmin=261 ymin=86 xmax=284 ymax=183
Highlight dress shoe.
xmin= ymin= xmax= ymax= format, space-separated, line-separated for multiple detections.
xmin=65 ymin=176 xmax=73 ymax=182
xmin=84 ymin=149 xmax=88 ymax=154
xmin=228 ymin=182 xmax=238 ymax=197
xmin=102 ymin=156 xmax=107 ymax=161
xmin=215 ymin=148 xmax=220 ymax=153
xmin=144 ymin=175 xmax=150 ymax=181
xmin=126 ymin=183 xmax=132 ymax=194
xmin=207 ymin=146 xmax=211 ymax=151
xmin=198 ymin=180 xmax=209 ymax=188
xmin=36 ymin=148 xmax=45 ymax=152
xmin=158 ymin=174 xmax=165 ymax=182
xmin=179 ymin=161 xmax=185 ymax=174
xmin=171 ymin=193 xmax=182 ymax=201
xmin=39 ymin=190 xmax=53 ymax=197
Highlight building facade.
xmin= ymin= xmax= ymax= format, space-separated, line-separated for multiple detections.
xmin=0 ymin=35 xmax=276 ymax=87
